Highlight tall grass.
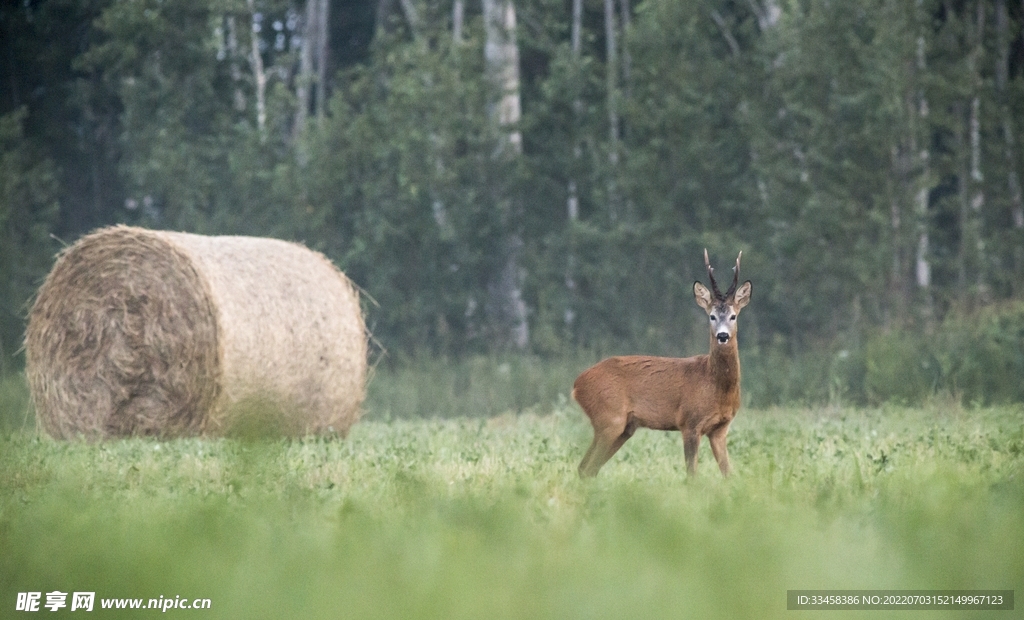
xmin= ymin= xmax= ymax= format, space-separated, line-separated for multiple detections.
xmin=0 ymin=372 xmax=32 ymax=432
xmin=366 ymin=302 xmax=1024 ymax=417
xmin=2 ymin=403 xmax=1022 ymax=619
xmin=365 ymin=353 xmax=600 ymax=419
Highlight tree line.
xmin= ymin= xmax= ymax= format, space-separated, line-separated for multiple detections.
xmin=2 ymin=0 xmax=1024 ymax=376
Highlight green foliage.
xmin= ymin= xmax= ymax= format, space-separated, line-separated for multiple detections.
xmin=864 ymin=331 xmax=941 ymax=405
xmin=1 ymin=406 xmax=1022 ymax=618
xmin=851 ymin=303 xmax=1024 ymax=406
xmin=742 ymin=302 xmax=1024 ymax=407
xmin=366 ymin=354 xmax=598 ymax=419
xmin=0 ymin=373 xmax=33 ymax=432
xmin=305 ymin=26 xmax=506 ymax=352
xmin=76 ymin=0 xmax=316 ymax=238
xmin=936 ymin=302 xmax=1024 ymax=405
xmin=741 ymin=344 xmax=843 ymax=407
xmin=0 ymin=109 xmax=59 ymax=372
xmin=4 ymin=0 xmax=1024 ymax=407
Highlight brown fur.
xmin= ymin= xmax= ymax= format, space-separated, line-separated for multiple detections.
xmin=574 ymin=252 xmax=751 ymax=477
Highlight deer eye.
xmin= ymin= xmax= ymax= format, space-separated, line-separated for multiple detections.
xmin=709 ymin=315 xmax=716 ymax=321
xmin=730 ymin=314 xmax=736 ymax=320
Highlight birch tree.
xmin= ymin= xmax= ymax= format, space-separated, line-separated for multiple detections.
xmin=913 ymin=4 xmax=933 ymax=323
xmin=956 ymin=0 xmax=988 ymax=304
xmin=996 ymin=0 xmax=1024 ymax=293
xmin=296 ymin=0 xmax=330 ymax=137
xmin=246 ymin=0 xmax=268 ymax=137
xmin=564 ymin=0 xmax=583 ymax=330
xmin=482 ymin=0 xmax=528 ymax=349
xmin=604 ymin=0 xmax=620 ymax=219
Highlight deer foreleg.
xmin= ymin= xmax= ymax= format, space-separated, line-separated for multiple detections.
xmin=708 ymin=422 xmax=731 ymax=477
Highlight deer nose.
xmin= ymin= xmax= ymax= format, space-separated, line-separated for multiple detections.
xmin=716 ymin=332 xmax=730 ymax=344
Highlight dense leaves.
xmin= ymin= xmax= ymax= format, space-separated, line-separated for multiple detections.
xmin=3 ymin=0 xmax=1024 ymax=397
xmin=0 ymin=109 xmax=59 ymax=373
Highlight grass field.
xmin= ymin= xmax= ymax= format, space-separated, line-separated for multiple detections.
xmin=2 ymin=372 xmax=1023 ymax=618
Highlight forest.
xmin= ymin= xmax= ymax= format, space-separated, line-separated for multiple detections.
xmin=3 ymin=0 xmax=1024 ymax=406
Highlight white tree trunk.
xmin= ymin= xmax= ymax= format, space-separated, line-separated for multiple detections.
xmin=483 ymin=0 xmax=523 ymax=155
xmin=315 ymin=0 xmax=328 ymax=124
xmin=453 ymin=0 xmax=465 ymax=44
xmin=889 ymin=166 xmax=906 ymax=324
xmin=399 ymin=0 xmax=421 ymax=39
xmin=247 ymin=0 xmax=267 ymax=138
xmin=604 ymin=0 xmax=620 ymax=219
xmin=564 ymin=0 xmax=583 ymax=329
xmin=293 ymin=0 xmax=315 ymax=141
xmin=293 ymin=0 xmax=329 ymax=150
xmin=483 ymin=0 xmax=528 ymax=349
xmin=913 ymin=28 xmax=932 ymax=324
xmin=746 ymin=0 xmax=780 ymax=32
xmin=968 ymin=0 xmax=987 ymax=299
xmin=567 ymin=0 xmax=582 ymax=223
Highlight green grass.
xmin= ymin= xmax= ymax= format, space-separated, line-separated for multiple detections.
xmin=2 ymin=394 xmax=1023 ymax=619
xmin=365 ymin=354 xmax=599 ymax=419
xmin=0 ymin=373 xmax=32 ymax=432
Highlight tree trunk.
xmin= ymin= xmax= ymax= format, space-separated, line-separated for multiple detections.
xmin=293 ymin=0 xmax=315 ymax=141
xmin=376 ymin=0 xmax=395 ymax=36
xmin=315 ymin=0 xmax=328 ymax=125
xmin=226 ymin=16 xmax=246 ymax=113
xmin=567 ymin=0 xmax=582 ymax=221
xmin=747 ymin=0 xmax=781 ymax=32
xmin=399 ymin=0 xmax=421 ymax=39
xmin=604 ymin=0 xmax=620 ymax=220
xmin=619 ymin=0 xmax=631 ymax=101
xmin=889 ymin=184 xmax=907 ymax=325
xmin=966 ymin=0 xmax=987 ymax=301
xmin=482 ymin=0 xmax=528 ymax=349
xmin=997 ymin=0 xmax=1024 ymax=294
xmin=453 ymin=0 xmax=465 ymax=44
xmin=293 ymin=0 xmax=329 ymax=150
xmin=564 ymin=0 xmax=582 ymax=330
xmin=247 ymin=0 xmax=267 ymax=138
xmin=913 ymin=27 xmax=933 ymax=324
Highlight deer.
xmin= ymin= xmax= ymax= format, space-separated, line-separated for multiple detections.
xmin=573 ymin=250 xmax=752 ymax=478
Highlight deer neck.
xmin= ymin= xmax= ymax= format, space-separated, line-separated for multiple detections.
xmin=708 ymin=336 xmax=741 ymax=393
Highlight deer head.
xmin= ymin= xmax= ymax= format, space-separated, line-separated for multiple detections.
xmin=693 ymin=249 xmax=752 ymax=345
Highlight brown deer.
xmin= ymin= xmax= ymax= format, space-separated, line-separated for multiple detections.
xmin=573 ymin=250 xmax=752 ymax=478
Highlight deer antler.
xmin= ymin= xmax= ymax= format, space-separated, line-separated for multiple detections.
xmin=704 ymin=248 xmax=724 ymax=301
xmin=725 ymin=251 xmax=742 ymax=299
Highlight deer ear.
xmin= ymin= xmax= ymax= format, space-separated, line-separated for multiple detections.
xmin=733 ymin=280 xmax=752 ymax=309
xmin=693 ymin=281 xmax=713 ymax=311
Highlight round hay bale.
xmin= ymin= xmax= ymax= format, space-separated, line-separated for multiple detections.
xmin=26 ymin=225 xmax=367 ymax=439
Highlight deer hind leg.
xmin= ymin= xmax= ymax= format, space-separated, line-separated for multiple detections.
xmin=578 ymin=415 xmax=638 ymax=478
xmin=707 ymin=421 xmax=732 ymax=477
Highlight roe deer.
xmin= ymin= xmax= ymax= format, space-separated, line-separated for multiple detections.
xmin=573 ymin=250 xmax=752 ymax=478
